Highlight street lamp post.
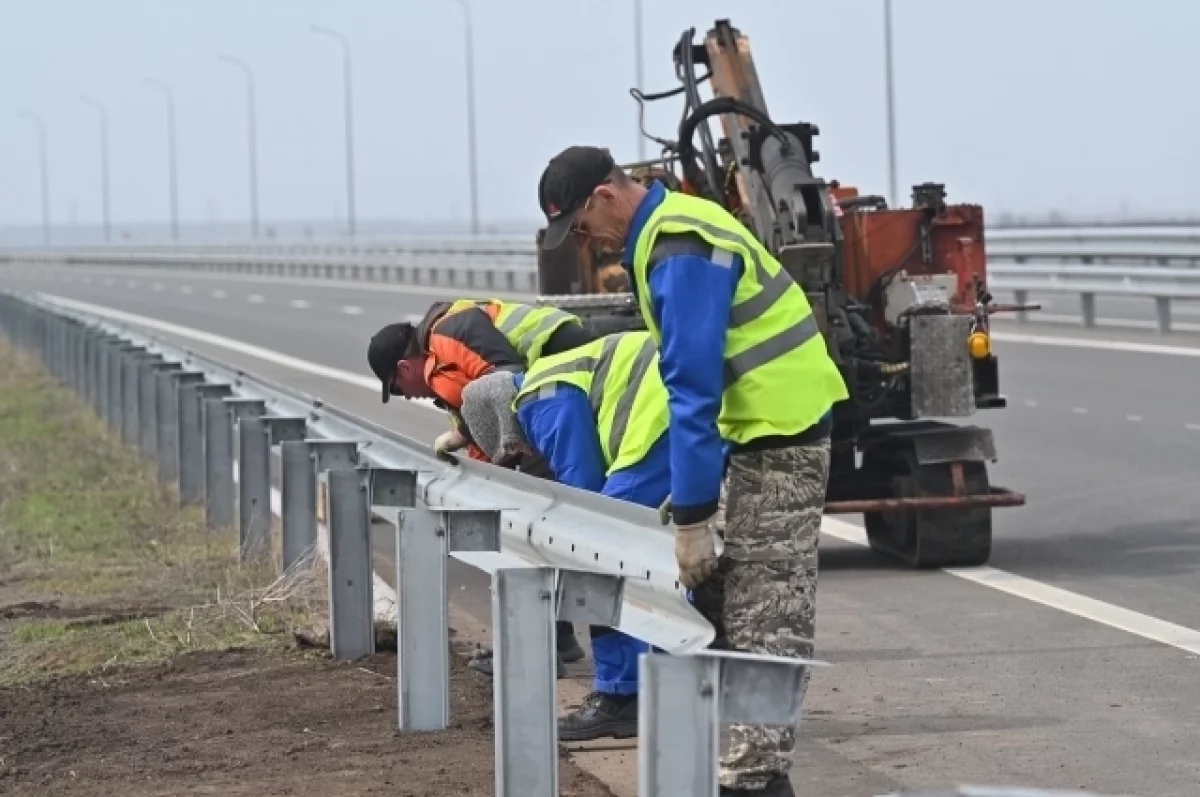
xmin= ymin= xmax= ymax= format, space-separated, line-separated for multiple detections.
xmin=144 ymin=78 xmax=180 ymax=241
xmin=311 ymin=25 xmax=357 ymax=237
xmin=883 ymin=0 xmax=898 ymax=209
xmin=18 ymin=112 xmax=51 ymax=245
xmin=80 ymin=96 xmax=112 ymax=243
xmin=634 ymin=0 xmax=645 ymax=161
xmin=219 ymin=55 xmax=261 ymax=239
xmin=454 ymin=0 xmax=481 ymax=235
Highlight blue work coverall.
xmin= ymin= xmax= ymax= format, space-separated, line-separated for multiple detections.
xmin=618 ymin=180 xmax=829 ymax=527
xmin=515 ymin=374 xmax=667 ymax=697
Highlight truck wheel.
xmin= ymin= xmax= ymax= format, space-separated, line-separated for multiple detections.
xmin=862 ymin=446 xmax=992 ymax=568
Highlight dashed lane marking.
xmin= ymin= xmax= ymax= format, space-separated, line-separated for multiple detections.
xmin=341 ymin=305 xmax=363 ymax=315
xmin=247 ymin=294 xmax=264 ymax=304
xmin=37 ymin=293 xmax=1200 ymax=659
xmin=180 ymin=285 xmax=193 ymax=295
xmin=211 ymin=289 xmax=226 ymax=299
xmin=290 ymin=299 xmax=310 ymax=309
xmin=1072 ymin=407 xmax=1089 ymax=414
xmin=1126 ymin=414 xmax=1143 ymax=423
xmin=152 ymin=283 xmax=164 ymax=292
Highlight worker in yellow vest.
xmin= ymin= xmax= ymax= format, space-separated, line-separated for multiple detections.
xmin=458 ymin=330 xmax=669 ymax=743
xmin=367 ymin=297 xmax=594 ymax=668
xmin=535 ymin=146 xmax=848 ymax=797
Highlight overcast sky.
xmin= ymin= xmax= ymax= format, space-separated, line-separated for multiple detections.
xmin=2 ymin=0 xmax=1197 ymax=239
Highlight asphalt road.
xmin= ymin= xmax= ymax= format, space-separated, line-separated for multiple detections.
xmin=3 ymin=263 xmax=1199 ymax=796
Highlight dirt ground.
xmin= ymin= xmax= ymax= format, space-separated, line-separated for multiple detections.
xmin=0 ymin=645 xmax=613 ymax=797
xmin=0 ymin=342 xmax=615 ymax=796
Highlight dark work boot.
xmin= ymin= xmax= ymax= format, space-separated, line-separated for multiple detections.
xmin=557 ymin=621 xmax=585 ymax=663
xmin=467 ymin=648 xmax=567 ymax=679
xmin=719 ymin=776 xmax=795 ymax=797
xmin=557 ymin=691 xmax=638 ymax=741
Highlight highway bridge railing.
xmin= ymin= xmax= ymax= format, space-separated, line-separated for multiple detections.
xmin=0 ymin=288 xmax=821 ymax=797
xmin=6 ymin=228 xmax=1200 ymax=333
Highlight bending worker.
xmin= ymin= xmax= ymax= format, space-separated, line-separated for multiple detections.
xmin=457 ymin=329 xmax=668 ymax=743
xmin=366 ymin=296 xmax=594 ymax=664
xmin=536 ymin=146 xmax=848 ymax=797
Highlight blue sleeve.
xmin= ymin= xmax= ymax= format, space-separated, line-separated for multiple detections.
xmin=647 ymin=250 xmax=742 ymax=525
xmin=516 ymin=386 xmax=607 ymax=493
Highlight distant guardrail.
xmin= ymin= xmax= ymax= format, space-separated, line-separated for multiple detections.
xmin=4 ymin=225 xmax=1200 ymax=333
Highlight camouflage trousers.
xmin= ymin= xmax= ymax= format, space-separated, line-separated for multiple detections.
xmin=690 ymin=438 xmax=831 ymax=791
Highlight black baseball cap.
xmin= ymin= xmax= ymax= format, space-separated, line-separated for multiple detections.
xmin=538 ymin=145 xmax=616 ymax=250
xmin=366 ymin=322 xmax=416 ymax=403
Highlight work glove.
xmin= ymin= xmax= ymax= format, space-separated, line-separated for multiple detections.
xmin=674 ymin=516 xmax=722 ymax=589
xmin=433 ymin=428 xmax=468 ymax=457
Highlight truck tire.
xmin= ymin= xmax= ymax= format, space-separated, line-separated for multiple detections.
xmin=861 ymin=444 xmax=992 ymax=568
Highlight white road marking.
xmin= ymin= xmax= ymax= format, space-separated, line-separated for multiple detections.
xmin=152 ymin=282 xmax=164 ymax=292
xmin=1126 ymin=414 xmax=1143 ymax=423
xmin=180 ymin=285 xmax=194 ymax=295
xmin=341 ymin=305 xmax=363 ymax=316
xmin=1187 ymin=423 xmax=1200 ymax=432
xmin=1023 ymin=399 xmax=1038 ymax=408
xmin=247 ymin=293 xmax=264 ymax=304
xmin=991 ymin=331 xmax=1200 ymax=358
xmin=126 ymin=280 xmax=138 ymax=289
xmin=81 ymin=276 xmax=91 ymax=285
xmin=820 ymin=522 xmax=1200 ymax=656
xmin=211 ymin=289 xmax=226 ymax=299
xmin=1072 ymin=407 xmax=1088 ymax=415
xmin=290 ymin=299 xmax=310 ymax=309
xmin=37 ymin=292 xmax=1200 ymax=658
xmin=104 ymin=278 xmax=115 ymax=286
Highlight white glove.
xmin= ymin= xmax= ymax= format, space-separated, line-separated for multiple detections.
xmin=675 ymin=517 xmax=721 ymax=588
xmin=433 ymin=428 xmax=468 ymax=455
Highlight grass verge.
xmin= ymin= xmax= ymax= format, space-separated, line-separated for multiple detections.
xmin=0 ymin=340 xmax=322 ymax=686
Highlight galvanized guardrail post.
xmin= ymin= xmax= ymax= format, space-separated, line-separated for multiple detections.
xmin=203 ymin=396 xmax=236 ymax=529
xmin=139 ymin=359 xmax=182 ymax=459
xmin=492 ymin=567 xmax=627 ymax=797
xmin=326 ymin=467 xmax=373 ymax=660
xmin=308 ymin=441 xmax=362 ymax=659
xmin=280 ymin=440 xmax=317 ymax=571
xmin=387 ymin=506 xmax=496 ymax=732
xmin=638 ymin=650 xmax=819 ymax=797
xmin=237 ymin=414 xmax=271 ymax=562
xmin=157 ymin=370 xmax=205 ymax=485
xmin=179 ymin=383 xmax=231 ymax=505
xmin=108 ymin=343 xmax=138 ymax=433
xmin=121 ymin=347 xmax=154 ymax=445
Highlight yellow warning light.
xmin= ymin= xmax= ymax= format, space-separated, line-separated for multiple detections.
xmin=967 ymin=331 xmax=991 ymax=359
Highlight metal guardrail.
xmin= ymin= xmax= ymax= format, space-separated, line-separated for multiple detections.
xmin=0 ymin=289 xmax=824 ymax=797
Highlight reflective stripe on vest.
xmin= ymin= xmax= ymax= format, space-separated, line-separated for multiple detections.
xmin=515 ymin=331 xmax=668 ymax=473
xmin=630 ymin=191 xmax=848 ymax=444
xmin=494 ymin=302 xmax=579 ymax=362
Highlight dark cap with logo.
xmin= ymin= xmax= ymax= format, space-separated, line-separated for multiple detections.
xmin=538 ymin=146 xmax=616 ymax=250
xmin=366 ymin=322 xmax=416 ymax=403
